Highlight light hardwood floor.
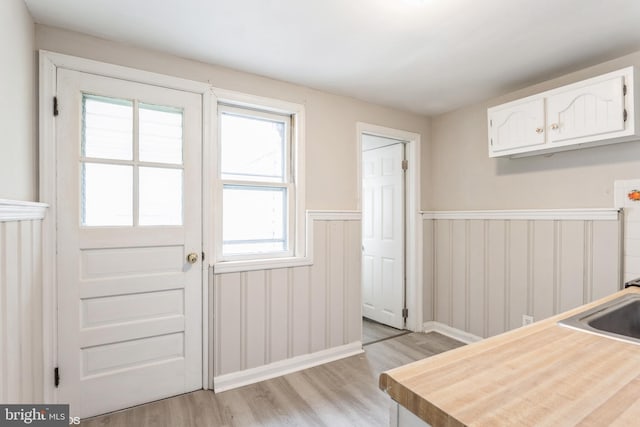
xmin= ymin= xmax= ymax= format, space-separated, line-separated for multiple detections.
xmin=81 ymin=332 xmax=464 ymax=427
xmin=362 ymin=317 xmax=408 ymax=345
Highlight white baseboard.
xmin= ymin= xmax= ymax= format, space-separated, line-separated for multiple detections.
xmin=423 ymin=321 xmax=483 ymax=344
xmin=213 ymin=341 xmax=364 ymax=392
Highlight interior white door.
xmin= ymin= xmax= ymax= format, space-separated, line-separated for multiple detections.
xmin=56 ymin=69 xmax=203 ymax=418
xmin=362 ymin=141 xmax=405 ymax=329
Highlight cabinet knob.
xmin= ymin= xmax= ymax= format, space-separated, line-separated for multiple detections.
xmin=550 ymin=123 xmax=559 ymax=130
xmin=535 ymin=127 xmax=544 ymax=134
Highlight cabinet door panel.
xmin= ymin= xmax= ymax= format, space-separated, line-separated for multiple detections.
xmin=547 ymin=76 xmax=625 ymax=144
xmin=489 ymin=98 xmax=545 ymax=153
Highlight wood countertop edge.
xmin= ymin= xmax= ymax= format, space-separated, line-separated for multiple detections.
xmin=379 ymin=287 xmax=640 ymax=427
xmin=380 ymin=374 xmax=467 ymax=427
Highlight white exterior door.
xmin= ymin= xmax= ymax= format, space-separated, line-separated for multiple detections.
xmin=56 ymin=69 xmax=203 ymax=418
xmin=362 ymin=141 xmax=405 ymax=329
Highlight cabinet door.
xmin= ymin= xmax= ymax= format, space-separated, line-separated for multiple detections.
xmin=488 ymin=98 xmax=545 ymax=154
xmin=547 ymin=76 xmax=625 ymax=144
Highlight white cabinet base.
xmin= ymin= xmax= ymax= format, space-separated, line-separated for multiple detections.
xmin=390 ymin=402 xmax=432 ymax=427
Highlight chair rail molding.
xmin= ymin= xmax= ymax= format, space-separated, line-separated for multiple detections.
xmin=422 ymin=208 xmax=620 ymax=221
xmin=0 ymin=199 xmax=48 ymax=222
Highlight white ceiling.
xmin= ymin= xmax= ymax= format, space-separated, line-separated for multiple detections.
xmin=24 ymin=0 xmax=640 ymax=115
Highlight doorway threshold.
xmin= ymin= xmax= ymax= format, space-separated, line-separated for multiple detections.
xmin=362 ymin=317 xmax=410 ymax=346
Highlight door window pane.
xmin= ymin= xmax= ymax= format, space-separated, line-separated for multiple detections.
xmin=139 ymin=167 xmax=183 ymax=226
xmin=82 ymin=163 xmax=133 ymax=226
xmin=222 ymin=185 xmax=286 ymax=255
xmin=220 ymin=113 xmax=285 ymax=182
xmin=82 ymin=95 xmax=133 ymax=160
xmin=139 ymin=103 xmax=183 ymax=165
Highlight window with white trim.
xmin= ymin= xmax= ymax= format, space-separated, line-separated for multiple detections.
xmin=217 ymin=102 xmax=302 ymax=262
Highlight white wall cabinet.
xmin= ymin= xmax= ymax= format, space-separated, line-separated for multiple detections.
xmin=488 ymin=67 xmax=638 ymax=158
xmin=489 ymin=98 xmax=545 ymax=153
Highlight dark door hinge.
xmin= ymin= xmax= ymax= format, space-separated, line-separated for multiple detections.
xmin=623 ymin=84 xmax=627 ymax=96
xmin=401 ymin=159 xmax=408 ymax=171
xmin=54 ymin=367 xmax=60 ymax=387
xmin=624 ymin=109 xmax=628 ymax=122
xmin=53 ymin=97 xmax=59 ymax=116
xmin=402 ymin=308 xmax=408 ymax=319
xmin=202 ymin=252 xmax=205 ymax=262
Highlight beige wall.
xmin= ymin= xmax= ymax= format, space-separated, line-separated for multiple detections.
xmin=428 ymin=49 xmax=640 ymax=211
xmin=35 ymin=25 xmax=431 ymax=211
xmin=0 ymin=0 xmax=36 ymax=201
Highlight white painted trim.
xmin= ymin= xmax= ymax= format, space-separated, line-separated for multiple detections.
xmin=390 ymin=402 xmax=400 ymax=427
xmin=39 ymin=51 xmax=58 ymax=404
xmin=213 ymin=210 xmax=361 ymax=273
xmin=357 ymin=123 xmax=423 ymax=332
xmin=39 ymin=51 xmax=214 ymax=403
xmin=210 ymin=88 xmax=306 ymax=266
xmin=200 ymin=85 xmax=214 ymax=392
xmin=421 ymin=208 xmax=620 ymax=221
xmin=39 ymin=50 xmax=211 ymax=93
xmin=423 ymin=321 xmax=484 ymax=345
xmin=0 ymin=199 xmax=48 ymax=222
xmin=213 ymin=341 xmax=363 ymax=392
xmin=307 ymin=209 xmax=361 ymax=220
xmin=212 ymin=87 xmax=305 ymax=116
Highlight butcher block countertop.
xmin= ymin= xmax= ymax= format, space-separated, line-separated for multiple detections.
xmin=379 ymin=287 xmax=640 ymax=427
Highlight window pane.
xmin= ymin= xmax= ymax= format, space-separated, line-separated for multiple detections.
xmin=82 ymin=163 xmax=133 ymax=226
xmin=223 ymin=185 xmax=287 ymax=255
xmin=139 ymin=167 xmax=183 ymax=226
xmin=221 ymin=113 xmax=285 ymax=182
xmin=82 ymin=95 xmax=133 ymax=160
xmin=139 ymin=103 xmax=183 ymax=165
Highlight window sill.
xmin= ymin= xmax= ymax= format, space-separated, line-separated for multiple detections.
xmin=212 ymin=255 xmax=312 ymax=274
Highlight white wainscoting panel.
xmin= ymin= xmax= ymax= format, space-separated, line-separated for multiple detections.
xmin=0 ymin=200 xmax=46 ymax=403
xmin=423 ymin=210 xmax=621 ymax=338
xmin=212 ymin=214 xmax=362 ymax=390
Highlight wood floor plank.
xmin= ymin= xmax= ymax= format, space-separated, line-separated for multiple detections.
xmin=362 ymin=318 xmax=405 ymax=345
xmin=80 ymin=332 xmax=463 ymax=427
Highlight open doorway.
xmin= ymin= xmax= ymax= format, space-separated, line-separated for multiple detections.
xmin=362 ymin=135 xmax=407 ymax=332
xmin=357 ymin=123 xmax=423 ymax=345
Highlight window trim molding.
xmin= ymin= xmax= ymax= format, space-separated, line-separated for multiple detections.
xmin=213 ymin=210 xmax=360 ymax=274
xmin=209 ymin=88 xmax=306 ymax=270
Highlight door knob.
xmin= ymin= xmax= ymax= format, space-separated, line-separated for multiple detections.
xmin=187 ymin=252 xmax=199 ymax=264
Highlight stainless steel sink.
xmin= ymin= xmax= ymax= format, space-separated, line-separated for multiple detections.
xmin=558 ymin=293 xmax=640 ymax=345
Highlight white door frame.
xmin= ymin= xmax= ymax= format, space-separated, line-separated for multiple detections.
xmin=38 ymin=50 xmax=213 ymax=403
xmin=356 ymin=122 xmax=423 ymax=332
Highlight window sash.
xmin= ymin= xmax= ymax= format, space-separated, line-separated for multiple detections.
xmin=218 ymin=104 xmax=291 ymax=183
xmin=80 ymin=94 xmax=185 ymax=228
xmin=218 ymin=182 xmax=294 ymax=260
